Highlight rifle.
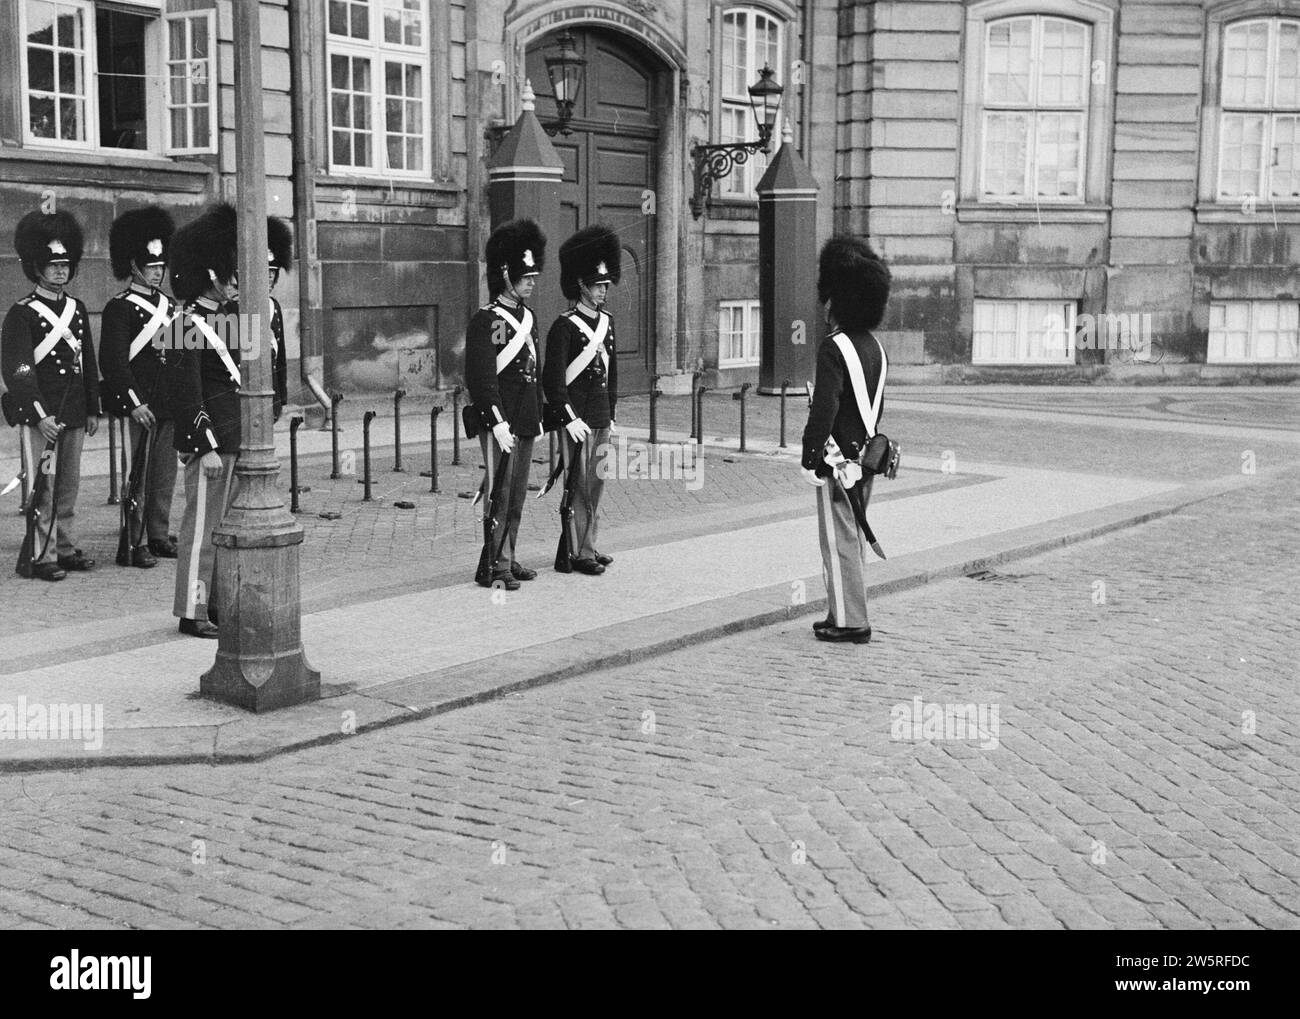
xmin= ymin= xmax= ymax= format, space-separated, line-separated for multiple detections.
xmin=474 ymin=355 xmax=533 ymax=578
xmin=114 ymin=331 xmax=170 ymax=565
xmin=116 ymin=420 xmax=152 ymax=564
xmin=553 ymin=437 xmax=584 ymax=572
xmin=16 ymin=384 xmax=73 ymax=578
xmin=476 ymin=444 xmax=513 ymax=582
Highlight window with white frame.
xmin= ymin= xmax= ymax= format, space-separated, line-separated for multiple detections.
xmin=1217 ymin=19 xmax=1300 ymax=202
xmin=24 ymin=0 xmax=93 ymax=146
xmin=718 ymin=300 xmax=761 ymax=366
xmin=980 ymin=15 xmax=1089 ymax=201
xmin=19 ymin=0 xmax=214 ymax=155
xmin=719 ymin=7 xmax=783 ymax=199
xmin=1208 ymin=301 xmax=1300 ymax=362
xmin=165 ymin=10 xmax=214 ymax=153
xmin=973 ymin=299 xmax=1076 ymax=363
xmin=327 ymin=0 xmax=430 ymax=176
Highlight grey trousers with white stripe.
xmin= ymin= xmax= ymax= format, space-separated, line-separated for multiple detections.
xmin=816 ymin=473 xmax=875 ymax=628
xmin=479 ymin=432 xmax=535 ymax=571
xmin=17 ymin=423 xmax=85 ymax=560
xmin=561 ymin=427 xmax=609 ymax=560
xmin=173 ymin=452 xmax=237 ymax=620
xmin=125 ymin=419 xmax=179 ymax=545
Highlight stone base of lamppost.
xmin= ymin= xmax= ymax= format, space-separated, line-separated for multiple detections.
xmin=201 ymin=470 xmax=320 ymax=712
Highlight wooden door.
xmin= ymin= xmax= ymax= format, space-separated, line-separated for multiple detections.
xmin=527 ymin=28 xmax=659 ymax=394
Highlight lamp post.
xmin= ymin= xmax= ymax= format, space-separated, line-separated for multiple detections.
xmin=202 ymin=0 xmax=319 ymax=712
xmin=689 ymin=65 xmax=784 ymax=219
xmin=543 ymin=29 xmax=585 ymax=136
xmin=486 ymin=29 xmax=588 ymax=154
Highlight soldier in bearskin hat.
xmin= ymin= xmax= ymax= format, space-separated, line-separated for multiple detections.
xmin=1 ymin=207 xmax=100 ymax=581
xmin=464 ymin=218 xmax=545 ymax=590
xmin=100 ymin=205 xmax=179 ymax=568
xmin=267 ymin=216 xmax=292 ymax=421
xmin=801 ymin=236 xmax=892 ymax=644
xmin=544 ymin=224 xmax=621 ymax=576
xmin=166 ymin=202 xmax=241 ymax=638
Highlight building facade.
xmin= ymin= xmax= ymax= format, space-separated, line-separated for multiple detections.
xmin=0 ymin=0 xmax=1296 ymax=410
xmin=847 ymin=0 xmax=1300 ymax=379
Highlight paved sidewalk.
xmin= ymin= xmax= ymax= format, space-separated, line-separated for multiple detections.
xmin=0 ymin=389 xmax=1294 ymax=770
xmin=1 ymin=467 xmax=1294 ymax=929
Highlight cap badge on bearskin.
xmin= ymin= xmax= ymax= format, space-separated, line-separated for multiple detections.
xmin=523 ymin=249 xmax=535 ymax=268
xmin=48 ymin=240 xmax=67 ymax=256
xmin=267 ymin=248 xmax=275 ymax=263
xmin=596 ymin=262 xmax=608 ymax=276
xmin=147 ymin=239 xmax=163 ymax=257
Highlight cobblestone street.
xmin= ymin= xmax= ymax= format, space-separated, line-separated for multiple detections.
xmin=1 ymin=444 xmax=1295 ymax=928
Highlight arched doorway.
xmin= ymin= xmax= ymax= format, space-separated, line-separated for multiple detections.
xmin=525 ymin=28 xmax=660 ymax=394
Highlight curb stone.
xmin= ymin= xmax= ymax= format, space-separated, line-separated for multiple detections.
xmin=0 ymin=468 xmax=1260 ymax=774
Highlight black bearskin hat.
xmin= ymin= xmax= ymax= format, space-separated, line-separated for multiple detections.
xmin=267 ymin=215 xmax=293 ymax=270
xmin=14 ymin=209 xmax=84 ymax=283
xmin=559 ymin=225 xmax=621 ymax=301
xmin=817 ymin=235 xmax=891 ymax=331
xmin=484 ymin=218 xmax=545 ymax=298
xmin=109 ymin=206 xmax=175 ymax=280
xmin=169 ymin=202 xmax=237 ymax=302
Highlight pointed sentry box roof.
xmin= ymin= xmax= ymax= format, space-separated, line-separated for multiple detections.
xmin=488 ymin=79 xmax=563 ymax=173
xmin=756 ymin=121 xmax=819 ymax=194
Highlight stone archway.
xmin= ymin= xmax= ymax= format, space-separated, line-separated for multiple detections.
xmin=525 ymin=28 xmax=662 ymax=394
xmin=508 ymin=7 xmax=685 ymax=388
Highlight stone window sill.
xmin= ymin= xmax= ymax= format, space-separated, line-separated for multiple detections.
xmin=705 ymin=200 xmax=760 ymax=222
xmin=0 ymin=145 xmax=213 ymax=192
xmin=316 ymin=173 xmax=460 ymax=197
xmin=957 ymin=202 xmax=1109 ymax=224
xmin=1195 ymin=202 xmax=1300 ymax=225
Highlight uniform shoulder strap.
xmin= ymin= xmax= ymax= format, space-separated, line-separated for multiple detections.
xmin=829 ymin=331 xmax=887 ymax=439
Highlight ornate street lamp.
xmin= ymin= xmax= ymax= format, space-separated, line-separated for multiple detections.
xmin=543 ymin=29 xmax=586 ymax=136
xmin=690 ymin=65 xmax=785 ymax=219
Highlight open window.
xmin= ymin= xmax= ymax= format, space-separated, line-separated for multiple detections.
xmin=19 ymin=0 xmax=214 ymax=155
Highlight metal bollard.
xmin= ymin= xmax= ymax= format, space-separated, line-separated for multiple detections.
xmin=733 ymin=382 xmax=752 ymax=452
xmin=107 ymin=416 xmax=120 ymax=504
xmin=362 ymin=410 xmax=375 ymax=501
xmin=426 ymin=405 xmax=442 ymax=493
xmin=289 ymin=415 xmax=304 ymax=513
xmin=649 ymin=374 xmax=662 ymax=445
xmin=329 ymin=391 xmax=344 ymax=479
xmin=451 ymin=385 xmax=463 ymax=466
xmin=779 ymin=378 xmax=790 ymax=448
xmin=689 ymin=370 xmax=703 ymax=438
xmin=696 ymin=386 xmax=709 ymax=452
xmin=392 ymin=388 xmax=406 ymax=471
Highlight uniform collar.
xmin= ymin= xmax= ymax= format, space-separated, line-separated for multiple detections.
xmin=192 ymin=296 xmax=221 ymax=313
xmin=128 ymin=282 xmax=158 ymax=297
xmin=33 ymin=285 xmax=65 ymax=304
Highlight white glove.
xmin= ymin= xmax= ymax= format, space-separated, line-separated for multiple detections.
xmin=492 ymin=421 xmax=514 ymax=454
xmin=609 ymin=419 xmax=617 ymax=436
xmin=800 ymin=467 xmax=826 ymax=488
xmin=565 ymin=418 xmax=591 ymax=443
xmin=836 ymin=462 xmax=863 ymax=488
